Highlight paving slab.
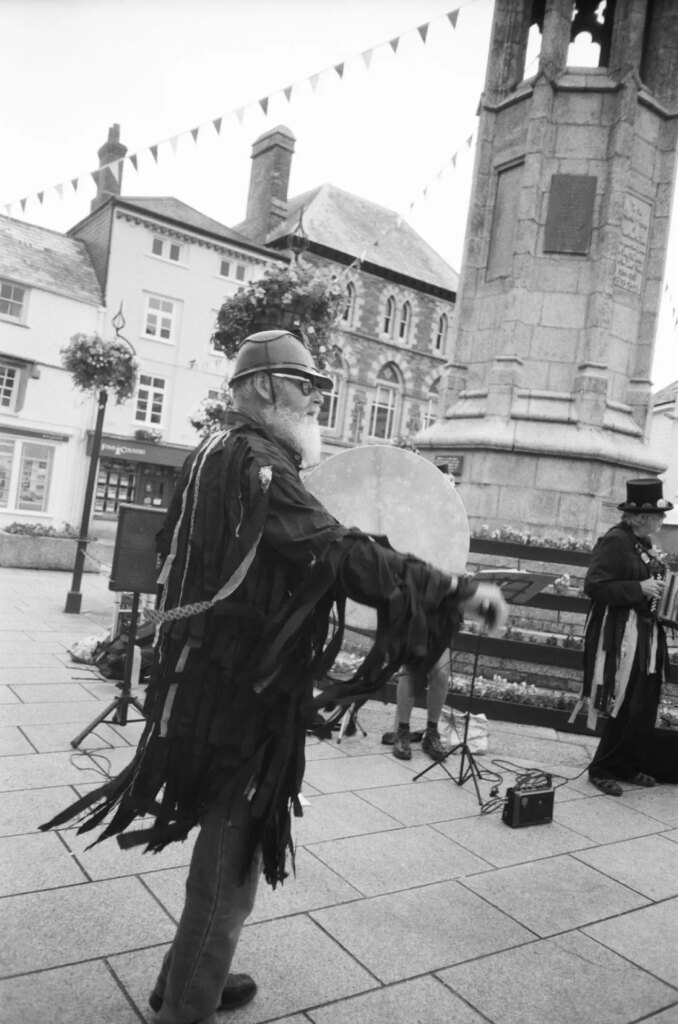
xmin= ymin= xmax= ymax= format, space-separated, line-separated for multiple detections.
xmin=572 ymin=834 xmax=678 ymax=900
xmin=3 ymin=682 xmax=100 ymax=702
xmin=358 ymin=776 xmax=481 ymax=825
xmin=293 ymin=790 xmax=402 ymax=845
xmin=0 ymin=786 xmax=80 ymax=836
xmin=621 ymin=784 xmax=678 ymax=826
xmin=0 ymin=751 xmax=114 ymax=791
xmin=460 ymin=853 xmax=649 ymax=936
xmin=433 ymin=809 xmax=594 ymax=867
xmin=20 ymin=719 xmax=126 ymax=752
xmin=584 ymin=897 xmax=678 ymax=987
xmin=308 ymin=975 xmax=489 ymax=1024
xmin=0 ymin=698 xmax=116 ymax=726
xmin=0 ymin=876 xmax=176 ymax=976
xmin=0 ymin=959 xmax=142 ymax=1024
xmin=311 ymin=879 xmax=533 ymax=983
xmin=0 ymin=726 xmax=35 ymax=755
xmin=0 ymin=831 xmax=88 ymax=896
xmin=308 ymin=823 xmax=491 ymax=896
xmin=554 ymin=793 xmax=666 ymax=843
xmin=303 ymin=752 xmax=420 ymax=793
xmin=61 ymin=824 xmax=196 ymax=881
xmin=437 ymin=930 xmax=677 ymax=1024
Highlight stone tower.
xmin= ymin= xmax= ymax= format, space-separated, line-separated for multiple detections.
xmin=418 ymin=0 xmax=678 ymax=541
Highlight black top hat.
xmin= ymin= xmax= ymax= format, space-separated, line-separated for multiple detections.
xmin=617 ymin=478 xmax=674 ymax=513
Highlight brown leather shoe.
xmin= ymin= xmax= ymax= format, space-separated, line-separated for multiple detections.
xmin=149 ymin=973 xmax=257 ymax=1014
xmin=392 ymin=729 xmax=412 ymax=760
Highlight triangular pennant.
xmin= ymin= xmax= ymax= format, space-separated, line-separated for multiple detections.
xmin=108 ymin=160 xmax=121 ymax=182
xmin=361 ymin=48 xmax=373 ymax=71
xmin=334 ymin=62 xmax=344 ymax=79
xmin=447 ymin=10 xmax=459 ymax=29
xmin=389 ymin=36 xmax=400 ymax=53
xmin=422 ymin=186 xmax=428 ymax=199
xmin=169 ymin=135 xmax=179 ymax=153
xmin=284 ymin=85 xmax=293 ymax=102
xmin=309 ymin=73 xmax=320 ymax=92
xmin=71 ymin=177 xmax=79 ymax=192
xmin=417 ymin=23 xmax=429 ymax=43
xmin=20 ymin=198 xmax=27 ymax=212
xmin=235 ymin=107 xmax=245 ymax=124
xmin=55 ymin=183 xmax=64 ymax=199
xmin=452 ymin=153 xmax=457 ymax=167
xmin=212 ymin=117 xmax=222 ymax=135
xmin=150 ymin=144 xmax=159 ymax=162
xmin=466 ymin=134 xmax=473 ymax=146
xmin=91 ymin=170 xmax=100 ymax=187
xmin=37 ymin=191 xmax=44 ymax=205
xmin=259 ymin=96 xmax=269 ymax=115
xmin=129 ymin=153 xmax=138 ymax=171
xmin=191 ymin=127 xmax=199 ymax=142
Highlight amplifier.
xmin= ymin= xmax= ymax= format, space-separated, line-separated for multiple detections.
xmin=502 ymin=785 xmax=554 ymax=828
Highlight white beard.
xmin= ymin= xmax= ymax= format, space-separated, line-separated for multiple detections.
xmin=263 ymin=405 xmax=322 ymax=468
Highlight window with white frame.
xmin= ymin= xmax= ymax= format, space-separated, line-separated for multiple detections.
xmin=151 ymin=236 xmax=183 ymax=263
xmin=143 ymin=294 xmax=176 ymax=342
xmin=0 ymin=363 xmax=19 ymax=410
xmin=368 ymin=364 xmax=401 ymax=440
xmin=0 ymin=438 xmax=55 ymax=512
xmin=383 ymin=296 xmax=396 ymax=337
xmin=342 ymin=283 xmax=356 ymax=326
xmin=435 ymin=313 xmax=448 ymax=353
xmin=319 ymin=372 xmax=342 ymax=431
xmin=0 ymin=279 xmax=27 ymax=322
xmin=398 ymin=301 xmax=411 ymax=342
xmin=219 ymin=258 xmax=247 ymax=283
xmin=135 ymin=374 xmax=166 ymax=425
xmin=424 ymin=378 xmax=440 ymax=429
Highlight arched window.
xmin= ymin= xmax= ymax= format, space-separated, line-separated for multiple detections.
xmin=424 ymin=378 xmax=440 ymax=429
xmin=319 ymin=352 xmax=345 ymax=433
xmin=434 ymin=313 xmax=448 ymax=353
xmin=342 ymin=282 xmax=356 ymax=326
xmin=383 ymin=296 xmax=396 ymax=336
xmin=398 ymin=301 xmax=411 ymax=341
xmin=368 ymin=363 xmax=401 ymax=440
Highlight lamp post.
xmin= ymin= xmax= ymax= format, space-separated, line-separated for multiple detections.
xmin=64 ymin=307 xmax=135 ymax=613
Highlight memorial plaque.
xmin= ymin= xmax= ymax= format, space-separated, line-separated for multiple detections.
xmin=486 ymin=162 xmax=523 ymax=279
xmin=613 ymin=193 xmax=652 ymax=294
xmin=543 ymin=174 xmax=597 ymax=255
xmin=435 ymin=455 xmax=464 ymax=477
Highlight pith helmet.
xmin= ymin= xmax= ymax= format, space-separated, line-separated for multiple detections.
xmin=229 ymin=330 xmax=333 ymax=391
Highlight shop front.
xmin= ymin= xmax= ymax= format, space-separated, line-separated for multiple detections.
xmin=87 ymin=434 xmax=193 ymax=519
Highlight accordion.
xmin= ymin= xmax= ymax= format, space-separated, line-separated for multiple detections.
xmin=657 ymin=572 xmax=678 ymax=629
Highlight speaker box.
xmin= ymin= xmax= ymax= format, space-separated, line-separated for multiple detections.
xmin=109 ymin=504 xmax=166 ymax=594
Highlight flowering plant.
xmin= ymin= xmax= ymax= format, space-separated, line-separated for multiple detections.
xmin=212 ymin=261 xmax=346 ymax=368
xmin=473 ymin=523 xmax=593 ymax=552
xmin=189 ymin=395 xmax=231 ymax=438
xmin=61 ymin=333 xmax=138 ymax=404
xmin=450 ymin=674 xmax=578 ymax=711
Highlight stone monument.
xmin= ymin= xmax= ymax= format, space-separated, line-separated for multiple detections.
xmin=417 ymin=0 xmax=678 ymax=541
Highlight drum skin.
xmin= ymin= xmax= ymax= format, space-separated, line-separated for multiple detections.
xmin=305 ymin=445 xmax=470 ymax=631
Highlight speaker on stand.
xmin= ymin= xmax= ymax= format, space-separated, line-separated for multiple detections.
xmin=70 ymin=504 xmax=166 ymax=749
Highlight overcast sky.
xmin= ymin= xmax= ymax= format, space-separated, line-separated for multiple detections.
xmin=1 ymin=0 xmax=676 ymax=387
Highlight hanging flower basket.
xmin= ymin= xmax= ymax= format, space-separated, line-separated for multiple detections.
xmin=61 ymin=333 xmax=138 ymax=403
xmin=211 ymin=261 xmax=346 ymax=369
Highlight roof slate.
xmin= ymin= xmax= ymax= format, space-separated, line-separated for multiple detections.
xmin=653 ymin=380 xmax=678 ymax=405
xmin=260 ymin=183 xmax=458 ymax=293
xmin=0 ymin=215 xmax=102 ymax=305
xmin=115 ymin=197 xmax=272 ymax=253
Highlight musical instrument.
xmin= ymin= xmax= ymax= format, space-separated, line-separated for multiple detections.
xmin=305 ymin=445 xmax=470 ymax=632
xmin=656 ymin=570 xmax=678 ymax=629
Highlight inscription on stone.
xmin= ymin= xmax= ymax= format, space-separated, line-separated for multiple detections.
xmin=544 ymin=174 xmax=597 ymax=254
xmin=613 ymin=193 xmax=652 ymax=294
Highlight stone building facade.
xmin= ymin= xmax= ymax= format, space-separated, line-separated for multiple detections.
xmin=234 ymin=126 xmax=458 ymax=459
xmin=417 ymin=0 xmax=678 ymax=542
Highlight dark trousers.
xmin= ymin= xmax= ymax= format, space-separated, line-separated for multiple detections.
xmin=589 ymin=673 xmax=660 ymax=781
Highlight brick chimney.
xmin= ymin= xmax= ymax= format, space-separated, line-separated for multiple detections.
xmin=243 ymin=125 xmax=295 ymax=242
xmin=90 ymin=124 xmax=127 ymax=212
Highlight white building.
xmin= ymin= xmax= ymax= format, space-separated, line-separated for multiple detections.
xmin=0 ymin=216 xmax=103 ymax=530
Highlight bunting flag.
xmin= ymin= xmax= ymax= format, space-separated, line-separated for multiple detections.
xmin=1 ymin=1 xmax=472 ymax=216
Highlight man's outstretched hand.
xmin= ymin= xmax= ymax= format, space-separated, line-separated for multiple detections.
xmin=458 ymin=582 xmax=508 ymax=634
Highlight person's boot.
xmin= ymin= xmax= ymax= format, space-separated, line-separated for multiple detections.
xmin=422 ymin=727 xmax=447 ymax=761
xmin=392 ymin=728 xmax=412 ymax=760
xmin=149 ymin=973 xmax=257 ymax=1014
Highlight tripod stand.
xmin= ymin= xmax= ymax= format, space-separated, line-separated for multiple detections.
xmin=412 ymin=631 xmax=493 ymax=807
xmin=70 ymin=590 xmax=146 ymax=748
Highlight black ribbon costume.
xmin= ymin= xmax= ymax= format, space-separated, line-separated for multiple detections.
xmin=41 ymin=412 xmax=475 ymax=886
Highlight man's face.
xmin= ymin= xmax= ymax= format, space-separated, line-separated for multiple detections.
xmin=260 ymin=372 xmax=325 ymax=467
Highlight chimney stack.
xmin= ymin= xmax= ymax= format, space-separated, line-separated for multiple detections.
xmin=243 ymin=126 xmax=295 ymax=243
xmin=90 ymin=124 xmax=127 ymax=212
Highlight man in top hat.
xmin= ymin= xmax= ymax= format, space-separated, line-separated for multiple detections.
xmin=42 ymin=329 xmax=507 ymax=1024
xmin=580 ymin=478 xmax=673 ymax=796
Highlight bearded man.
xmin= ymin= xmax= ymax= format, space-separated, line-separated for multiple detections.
xmin=42 ymin=330 xmax=507 ymax=1024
